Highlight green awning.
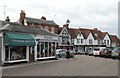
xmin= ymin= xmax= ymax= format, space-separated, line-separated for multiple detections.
xmin=3 ymin=33 xmax=36 ymax=46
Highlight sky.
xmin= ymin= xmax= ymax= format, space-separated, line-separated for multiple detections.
xmin=0 ymin=0 xmax=119 ymax=36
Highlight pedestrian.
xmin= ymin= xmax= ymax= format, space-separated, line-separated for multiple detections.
xmin=66 ymin=47 xmax=70 ymax=59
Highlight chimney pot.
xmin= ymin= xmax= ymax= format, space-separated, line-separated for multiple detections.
xmin=5 ymin=16 xmax=10 ymax=22
xmin=94 ymin=28 xmax=97 ymax=30
xmin=20 ymin=10 xmax=26 ymax=25
xmin=41 ymin=16 xmax=46 ymax=20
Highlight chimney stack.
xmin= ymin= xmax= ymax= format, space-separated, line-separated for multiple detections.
xmin=94 ymin=28 xmax=97 ymax=30
xmin=41 ymin=16 xmax=46 ymax=20
xmin=5 ymin=16 xmax=10 ymax=22
xmin=20 ymin=10 xmax=26 ymax=25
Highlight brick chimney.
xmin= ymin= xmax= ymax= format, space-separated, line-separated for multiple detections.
xmin=41 ymin=16 xmax=46 ymax=20
xmin=63 ymin=24 xmax=69 ymax=29
xmin=94 ymin=28 xmax=97 ymax=30
xmin=5 ymin=16 xmax=10 ymax=22
xmin=19 ymin=10 xmax=26 ymax=25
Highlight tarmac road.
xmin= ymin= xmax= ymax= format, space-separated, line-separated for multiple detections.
xmin=2 ymin=55 xmax=118 ymax=76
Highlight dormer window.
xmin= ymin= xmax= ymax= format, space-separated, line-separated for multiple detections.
xmin=51 ymin=26 xmax=54 ymax=33
xmin=38 ymin=25 xmax=42 ymax=28
xmin=95 ymin=33 xmax=98 ymax=37
xmin=31 ymin=23 xmax=34 ymax=26
xmin=45 ymin=26 xmax=48 ymax=31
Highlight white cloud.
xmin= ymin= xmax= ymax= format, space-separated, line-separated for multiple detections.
xmin=0 ymin=0 xmax=119 ymax=36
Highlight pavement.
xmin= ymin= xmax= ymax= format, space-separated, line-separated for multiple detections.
xmin=2 ymin=58 xmax=72 ymax=70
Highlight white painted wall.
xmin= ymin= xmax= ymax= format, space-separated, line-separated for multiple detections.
xmin=103 ymin=34 xmax=111 ymax=47
xmin=86 ymin=33 xmax=95 ymax=45
xmin=74 ymin=33 xmax=85 ymax=45
xmin=59 ymin=27 xmax=71 ymax=45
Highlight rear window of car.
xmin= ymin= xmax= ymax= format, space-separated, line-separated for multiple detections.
xmin=113 ymin=48 xmax=120 ymax=53
xmin=94 ymin=48 xmax=100 ymax=51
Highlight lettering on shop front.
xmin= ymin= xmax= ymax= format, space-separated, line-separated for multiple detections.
xmin=12 ymin=39 xmax=34 ymax=43
xmin=44 ymin=36 xmax=52 ymax=39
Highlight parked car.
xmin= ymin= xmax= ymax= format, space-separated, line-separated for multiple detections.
xmin=93 ymin=47 xmax=105 ymax=57
xmin=88 ymin=51 xmax=93 ymax=56
xmin=74 ymin=50 xmax=80 ymax=55
xmin=56 ymin=49 xmax=75 ymax=58
xmin=104 ymin=47 xmax=114 ymax=58
xmin=55 ymin=49 xmax=67 ymax=58
xmin=68 ymin=50 xmax=75 ymax=58
xmin=99 ymin=48 xmax=106 ymax=57
xmin=111 ymin=47 xmax=120 ymax=59
xmin=85 ymin=51 xmax=89 ymax=55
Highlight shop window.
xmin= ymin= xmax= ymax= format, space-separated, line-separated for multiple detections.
xmin=5 ymin=46 xmax=9 ymax=61
xmin=5 ymin=46 xmax=27 ymax=61
xmin=52 ymin=42 xmax=55 ymax=56
xmin=41 ymin=42 xmax=44 ymax=57
xmin=37 ymin=44 xmax=40 ymax=58
xmin=45 ymin=42 xmax=48 ymax=57
xmin=49 ymin=42 xmax=52 ymax=56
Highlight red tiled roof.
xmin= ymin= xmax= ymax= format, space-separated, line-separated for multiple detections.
xmin=58 ymin=27 xmax=119 ymax=42
xmin=58 ymin=27 xmax=79 ymax=38
xmin=110 ymin=35 xmax=119 ymax=42
xmin=99 ymin=32 xmax=107 ymax=39
xmin=68 ymin=28 xmax=79 ymax=38
xmin=79 ymin=28 xmax=91 ymax=39
xmin=80 ymin=28 xmax=107 ymax=40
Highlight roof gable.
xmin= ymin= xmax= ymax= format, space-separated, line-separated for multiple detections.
xmin=59 ymin=27 xmax=70 ymax=37
xmin=68 ymin=28 xmax=79 ymax=39
xmin=79 ymin=28 xmax=91 ymax=39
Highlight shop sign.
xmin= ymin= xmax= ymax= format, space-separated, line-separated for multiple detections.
xmin=12 ymin=39 xmax=34 ymax=43
xmin=44 ymin=36 xmax=52 ymax=40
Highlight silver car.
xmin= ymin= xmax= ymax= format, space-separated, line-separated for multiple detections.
xmin=55 ymin=49 xmax=75 ymax=58
xmin=56 ymin=49 xmax=67 ymax=58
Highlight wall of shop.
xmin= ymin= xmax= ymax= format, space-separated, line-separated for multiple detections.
xmin=0 ymin=37 xmax=2 ymax=65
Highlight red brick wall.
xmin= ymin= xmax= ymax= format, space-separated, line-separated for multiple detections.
xmin=27 ymin=23 xmax=59 ymax=33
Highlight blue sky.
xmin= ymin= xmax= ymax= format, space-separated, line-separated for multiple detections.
xmin=0 ymin=0 xmax=119 ymax=36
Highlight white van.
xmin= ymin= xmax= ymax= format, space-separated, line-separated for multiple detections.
xmin=93 ymin=47 xmax=106 ymax=57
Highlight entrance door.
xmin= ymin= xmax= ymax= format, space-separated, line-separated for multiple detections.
xmin=29 ymin=47 xmax=34 ymax=62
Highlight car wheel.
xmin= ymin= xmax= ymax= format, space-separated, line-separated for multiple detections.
xmin=58 ymin=54 xmax=61 ymax=58
xmin=72 ymin=56 xmax=75 ymax=58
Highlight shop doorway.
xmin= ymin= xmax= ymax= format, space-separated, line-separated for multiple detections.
xmin=29 ymin=47 xmax=34 ymax=62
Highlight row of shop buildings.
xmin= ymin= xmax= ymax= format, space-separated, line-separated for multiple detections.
xmin=0 ymin=10 xmax=119 ymax=65
xmin=0 ymin=21 xmax=59 ymax=65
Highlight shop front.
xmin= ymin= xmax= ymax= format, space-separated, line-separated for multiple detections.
xmin=2 ymin=33 xmax=35 ymax=65
xmin=34 ymin=35 xmax=59 ymax=61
